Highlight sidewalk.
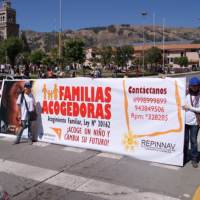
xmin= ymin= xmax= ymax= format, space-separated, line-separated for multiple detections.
xmin=0 ymin=136 xmax=200 ymax=200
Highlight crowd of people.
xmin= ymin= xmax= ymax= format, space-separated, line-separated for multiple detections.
xmin=0 ymin=64 xmax=128 ymax=79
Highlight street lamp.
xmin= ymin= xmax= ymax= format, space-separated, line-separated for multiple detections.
xmin=58 ymin=0 xmax=62 ymax=60
xmin=162 ymin=18 xmax=165 ymax=68
xmin=141 ymin=12 xmax=147 ymax=74
xmin=153 ymin=12 xmax=156 ymax=47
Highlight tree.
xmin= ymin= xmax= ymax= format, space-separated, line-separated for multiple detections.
xmin=145 ymin=47 xmax=162 ymax=65
xmin=145 ymin=47 xmax=162 ymax=72
xmin=30 ymin=50 xmax=46 ymax=65
xmin=4 ymin=37 xmax=23 ymax=68
xmin=113 ymin=46 xmax=134 ymax=67
xmin=98 ymin=46 xmax=113 ymax=67
xmin=191 ymin=40 xmax=200 ymax=44
xmin=50 ymin=48 xmax=59 ymax=63
xmin=42 ymin=56 xmax=54 ymax=67
xmin=16 ymin=52 xmax=30 ymax=65
xmin=0 ymin=42 xmax=6 ymax=64
xmin=174 ymin=57 xmax=188 ymax=67
xmin=64 ymin=38 xmax=85 ymax=66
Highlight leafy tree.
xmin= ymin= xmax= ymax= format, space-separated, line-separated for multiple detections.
xmin=191 ymin=40 xmax=200 ymax=44
xmin=42 ymin=56 xmax=54 ymax=67
xmin=22 ymin=52 xmax=31 ymax=65
xmin=50 ymin=48 xmax=59 ymax=64
xmin=4 ymin=37 xmax=23 ymax=68
xmin=114 ymin=46 xmax=134 ymax=67
xmin=145 ymin=47 xmax=162 ymax=65
xmin=30 ymin=50 xmax=46 ymax=65
xmin=16 ymin=52 xmax=31 ymax=65
xmin=145 ymin=47 xmax=162 ymax=72
xmin=98 ymin=46 xmax=113 ymax=67
xmin=64 ymin=38 xmax=85 ymax=66
xmin=174 ymin=57 xmax=188 ymax=67
xmin=0 ymin=42 xmax=6 ymax=63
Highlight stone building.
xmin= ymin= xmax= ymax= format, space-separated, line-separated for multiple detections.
xmin=0 ymin=0 xmax=19 ymax=40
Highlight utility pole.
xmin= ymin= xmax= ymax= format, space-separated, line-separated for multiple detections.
xmin=58 ymin=0 xmax=62 ymax=60
xmin=162 ymin=18 xmax=165 ymax=68
xmin=153 ymin=12 xmax=156 ymax=47
xmin=141 ymin=12 xmax=147 ymax=74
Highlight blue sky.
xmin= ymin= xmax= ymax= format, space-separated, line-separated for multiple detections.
xmin=10 ymin=0 xmax=200 ymax=32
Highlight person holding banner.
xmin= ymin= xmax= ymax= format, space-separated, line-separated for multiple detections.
xmin=183 ymin=77 xmax=200 ymax=168
xmin=14 ymin=82 xmax=36 ymax=145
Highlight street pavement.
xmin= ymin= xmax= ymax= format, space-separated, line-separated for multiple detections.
xmin=0 ymin=135 xmax=199 ymax=200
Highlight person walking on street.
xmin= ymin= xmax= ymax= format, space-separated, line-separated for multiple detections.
xmin=183 ymin=77 xmax=200 ymax=168
xmin=14 ymin=82 xmax=35 ymax=145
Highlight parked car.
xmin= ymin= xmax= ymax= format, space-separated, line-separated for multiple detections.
xmin=170 ymin=67 xmax=191 ymax=74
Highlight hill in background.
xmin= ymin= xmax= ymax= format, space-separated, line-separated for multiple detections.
xmin=23 ymin=24 xmax=200 ymax=52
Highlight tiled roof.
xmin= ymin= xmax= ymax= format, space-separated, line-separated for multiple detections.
xmin=134 ymin=43 xmax=200 ymax=51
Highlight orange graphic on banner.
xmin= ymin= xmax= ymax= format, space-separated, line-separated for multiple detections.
xmin=53 ymin=84 xmax=58 ymax=100
xmin=122 ymin=79 xmax=183 ymax=151
xmin=42 ymin=84 xmax=59 ymax=100
xmin=51 ymin=128 xmax=62 ymax=140
xmin=122 ymin=131 xmax=138 ymax=151
xmin=42 ymin=83 xmax=47 ymax=100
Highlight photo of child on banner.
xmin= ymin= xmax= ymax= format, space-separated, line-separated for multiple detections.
xmin=0 ymin=80 xmax=41 ymax=138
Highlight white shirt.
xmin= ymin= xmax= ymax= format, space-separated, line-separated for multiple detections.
xmin=185 ymin=94 xmax=200 ymax=125
xmin=16 ymin=93 xmax=35 ymax=120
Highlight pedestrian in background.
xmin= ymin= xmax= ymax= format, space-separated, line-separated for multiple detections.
xmin=183 ymin=77 xmax=200 ymax=168
xmin=47 ymin=67 xmax=53 ymax=78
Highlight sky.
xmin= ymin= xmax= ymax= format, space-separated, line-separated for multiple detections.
xmin=9 ymin=0 xmax=200 ymax=32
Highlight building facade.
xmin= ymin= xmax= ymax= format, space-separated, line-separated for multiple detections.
xmin=134 ymin=44 xmax=200 ymax=68
xmin=0 ymin=0 xmax=19 ymax=40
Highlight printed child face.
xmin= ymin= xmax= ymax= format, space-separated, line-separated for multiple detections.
xmin=6 ymin=82 xmax=24 ymax=129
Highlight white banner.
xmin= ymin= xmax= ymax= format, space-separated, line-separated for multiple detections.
xmin=0 ymin=78 xmax=186 ymax=166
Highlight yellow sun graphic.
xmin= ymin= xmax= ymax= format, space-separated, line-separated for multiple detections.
xmin=122 ymin=131 xmax=138 ymax=151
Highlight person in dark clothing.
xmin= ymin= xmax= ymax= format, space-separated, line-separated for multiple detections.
xmin=183 ymin=77 xmax=200 ymax=168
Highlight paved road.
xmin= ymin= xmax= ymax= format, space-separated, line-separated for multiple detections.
xmin=0 ymin=136 xmax=199 ymax=200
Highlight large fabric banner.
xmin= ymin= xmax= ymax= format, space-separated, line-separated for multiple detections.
xmin=0 ymin=78 xmax=186 ymax=166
